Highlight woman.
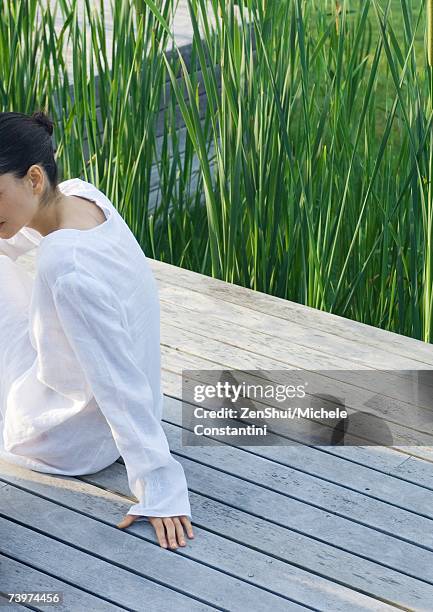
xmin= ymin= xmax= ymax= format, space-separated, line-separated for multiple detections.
xmin=0 ymin=110 xmax=194 ymax=550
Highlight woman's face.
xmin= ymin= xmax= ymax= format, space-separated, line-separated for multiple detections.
xmin=0 ymin=170 xmax=39 ymax=238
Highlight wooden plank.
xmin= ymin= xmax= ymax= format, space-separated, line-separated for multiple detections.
xmin=156 ymin=298 xmax=433 ymax=431
xmin=151 ymin=274 xmax=433 ymax=460
xmin=156 ymin=321 xmax=433 ymax=453
xmin=390 ymin=455 xmax=433 ymax=486
xmin=158 ymin=392 xmax=433 ymax=521
xmin=139 ymin=420 xmax=433 ymax=552
xmin=156 ymin=287 xmax=433 ymax=379
xmin=157 ymin=283 xmax=433 ymax=386
xmin=155 ymin=285 xmax=433 ymax=464
xmin=85 ymin=460 xmax=433 ymax=609
xmin=159 ymin=341 xmax=433 ymax=469
xmin=0 ymin=555 xmax=125 ymax=611
xmin=160 ymin=344 xmax=433 ymax=478
xmin=0 ymin=595 xmax=27 ymax=612
xmin=0 ymin=485 xmax=392 ymax=612
xmin=0 ymin=475 xmax=300 ymax=611
xmin=0 ymin=512 xmax=219 ymax=612
xmin=0 ymin=516 xmax=215 ymax=611
xmin=149 ymin=258 xmax=433 ymax=366
xmin=0 ymin=460 xmax=426 ymax=609
xmin=158 ymin=296 xmax=433 ymax=415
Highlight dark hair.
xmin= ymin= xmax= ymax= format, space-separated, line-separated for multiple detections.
xmin=0 ymin=109 xmax=58 ymax=195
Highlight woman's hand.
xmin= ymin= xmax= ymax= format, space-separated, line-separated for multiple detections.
xmin=117 ymin=514 xmax=194 ymax=549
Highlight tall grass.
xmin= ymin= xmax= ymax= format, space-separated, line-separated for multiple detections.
xmin=164 ymin=0 xmax=433 ymax=342
xmin=0 ymin=0 xmax=190 ymax=246
xmin=1 ymin=0 xmax=433 ymax=342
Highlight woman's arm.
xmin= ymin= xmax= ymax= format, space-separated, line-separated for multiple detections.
xmin=51 ymin=269 xmax=192 ymax=523
xmin=0 ymin=226 xmax=42 ymax=260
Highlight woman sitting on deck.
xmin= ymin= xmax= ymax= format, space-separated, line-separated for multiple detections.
xmin=0 ymin=110 xmax=194 ymax=550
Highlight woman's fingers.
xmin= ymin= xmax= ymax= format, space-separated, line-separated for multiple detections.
xmin=118 ymin=514 xmax=195 ymax=549
xmin=148 ymin=516 xmax=194 ymax=548
xmin=162 ymin=517 xmax=178 ymax=549
xmin=179 ymin=516 xmax=194 ymax=539
xmin=116 ymin=514 xmax=142 ymax=529
xmin=172 ymin=517 xmax=186 ymax=546
xmin=151 ymin=518 xmax=169 ymax=548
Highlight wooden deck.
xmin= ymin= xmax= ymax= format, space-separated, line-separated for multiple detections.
xmin=2 ymin=251 xmax=433 ymax=610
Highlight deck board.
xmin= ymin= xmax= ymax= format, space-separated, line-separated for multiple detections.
xmin=0 ymin=554 xmax=126 ymax=611
xmin=0 ymin=465 xmax=302 ymax=611
xmin=0 ymin=515 xmax=212 ymax=611
xmin=1 ymin=253 xmax=433 ymax=609
xmin=157 ymin=320 xmax=433 ymax=455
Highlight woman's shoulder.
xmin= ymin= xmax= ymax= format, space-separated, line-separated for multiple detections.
xmin=58 ymin=177 xmax=93 ymax=192
xmin=37 ymin=239 xmax=77 ymax=288
xmin=37 ymin=240 xmax=116 ymax=295
xmin=58 ymin=177 xmax=115 ymax=211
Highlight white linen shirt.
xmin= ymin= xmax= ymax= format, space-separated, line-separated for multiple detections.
xmin=0 ymin=177 xmax=192 ymax=523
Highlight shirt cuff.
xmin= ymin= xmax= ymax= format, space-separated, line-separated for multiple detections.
xmin=126 ymin=500 xmax=192 ymax=522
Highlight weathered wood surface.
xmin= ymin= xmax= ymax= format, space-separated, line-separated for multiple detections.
xmin=1 ymin=251 xmax=433 ymax=610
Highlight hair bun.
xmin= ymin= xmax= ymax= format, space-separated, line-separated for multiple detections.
xmin=31 ymin=110 xmax=54 ymax=136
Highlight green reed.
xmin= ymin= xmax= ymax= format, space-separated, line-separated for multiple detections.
xmin=163 ymin=0 xmax=433 ymax=342
xmin=1 ymin=0 xmax=433 ymax=341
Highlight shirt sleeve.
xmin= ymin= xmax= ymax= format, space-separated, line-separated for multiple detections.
xmin=0 ymin=227 xmax=42 ymax=260
xmin=51 ymin=269 xmax=192 ymax=523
